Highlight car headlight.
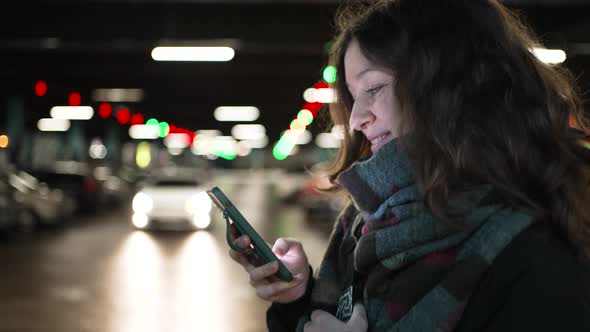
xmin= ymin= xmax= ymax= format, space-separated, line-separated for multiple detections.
xmin=192 ymin=215 xmax=211 ymax=229
xmin=184 ymin=191 xmax=212 ymax=215
xmin=132 ymin=213 xmax=149 ymax=229
xmin=132 ymin=192 xmax=153 ymax=213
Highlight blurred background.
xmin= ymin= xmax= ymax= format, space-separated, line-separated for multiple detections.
xmin=0 ymin=0 xmax=588 ymax=331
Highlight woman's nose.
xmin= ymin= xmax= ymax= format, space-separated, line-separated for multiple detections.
xmin=349 ymin=100 xmax=374 ymax=131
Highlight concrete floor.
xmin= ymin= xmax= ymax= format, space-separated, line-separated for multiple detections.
xmin=0 ymin=170 xmax=331 ymax=332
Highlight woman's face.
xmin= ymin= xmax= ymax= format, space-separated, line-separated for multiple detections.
xmin=344 ymin=39 xmax=402 ymax=153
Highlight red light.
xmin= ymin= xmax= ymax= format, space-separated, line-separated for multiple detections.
xmin=98 ymin=103 xmax=112 ymax=118
xmin=302 ymin=102 xmax=323 ymax=117
xmin=169 ymin=124 xmax=177 ymax=133
xmin=34 ymin=81 xmax=47 ymax=97
xmin=314 ymin=81 xmax=329 ymax=89
xmin=68 ymin=92 xmax=81 ymax=106
xmin=117 ymin=108 xmax=131 ymax=125
xmin=130 ymin=113 xmax=144 ymax=126
xmin=187 ymin=131 xmax=195 ymax=143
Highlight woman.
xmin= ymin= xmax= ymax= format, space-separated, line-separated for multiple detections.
xmin=229 ymin=0 xmax=590 ymax=331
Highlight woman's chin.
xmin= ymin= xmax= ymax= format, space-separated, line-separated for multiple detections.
xmin=370 ymin=136 xmax=393 ymax=153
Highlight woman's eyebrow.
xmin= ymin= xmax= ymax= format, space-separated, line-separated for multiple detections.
xmin=346 ymin=68 xmax=381 ymax=89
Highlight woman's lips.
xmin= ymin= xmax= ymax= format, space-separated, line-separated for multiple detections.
xmin=369 ymin=132 xmax=391 ymax=152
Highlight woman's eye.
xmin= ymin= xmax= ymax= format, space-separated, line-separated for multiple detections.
xmin=366 ymin=84 xmax=384 ymax=95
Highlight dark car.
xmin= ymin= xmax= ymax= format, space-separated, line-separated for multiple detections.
xmin=29 ymin=162 xmax=103 ymax=215
xmin=5 ymin=170 xmax=75 ymax=227
xmin=0 ymin=177 xmax=27 ymax=232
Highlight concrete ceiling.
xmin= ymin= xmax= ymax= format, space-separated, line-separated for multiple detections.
xmin=1 ymin=1 xmax=589 ymax=141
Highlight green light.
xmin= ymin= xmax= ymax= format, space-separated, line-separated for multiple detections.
xmin=211 ymin=140 xmax=237 ymax=160
xmin=216 ymin=152 xmax=237 ymax=160
xmin=323 ymin=66 xmax=337 ymax=84
xmin=290 ymin=119 xmax=306 ymax=131
xmin=297 ymin=109 xmax=314 ymax=126
xmin=584 ymin=141 xmax=590 ymax=149
xmin=146 ymin=118 xmax=159 ymax=126
xmin=272 ymin=131 xmax=297 ymax=160
xmin=159 ymin=122 xmax=169 ymax=138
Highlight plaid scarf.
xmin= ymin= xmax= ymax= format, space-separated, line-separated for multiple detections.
xmin=296 ymin=139 xmax=534 ymax=332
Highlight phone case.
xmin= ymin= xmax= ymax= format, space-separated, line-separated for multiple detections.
xmin=208 ymin=186 xmax=293 ymax=282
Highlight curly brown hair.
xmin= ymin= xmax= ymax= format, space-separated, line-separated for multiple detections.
xmin=326 ymin=0 xmax=590 ymax=258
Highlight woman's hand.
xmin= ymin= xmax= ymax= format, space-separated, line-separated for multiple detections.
xmin=304 ymin=303 xmax=368 ymax=332
xmin=228 ymin=233 xmax=310 ymax=304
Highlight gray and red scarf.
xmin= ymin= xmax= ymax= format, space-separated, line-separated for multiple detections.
xmin=297 ymin=139 xmax=534 ymax=331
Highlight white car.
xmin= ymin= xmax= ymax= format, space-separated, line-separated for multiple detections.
xmin=131 ymin=178 xmax=212 ymax=231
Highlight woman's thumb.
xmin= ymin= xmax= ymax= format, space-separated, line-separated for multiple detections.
xmin=272 ymin=238 xmax=288 ymax=255
xmin=272 ymin=238 xmax=300 ymax=256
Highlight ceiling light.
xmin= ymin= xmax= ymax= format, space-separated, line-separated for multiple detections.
xmin=231 ymin=124 xmax=266 ymax=140
xmin=531 ymin=48 xmax=566 ymax=64
xmin=37 ymin=118 xmax=70 ymax=132
xmin=151 ymin=46 xmax=235 ymax=62
xmin=92 ymin=89 xmax=145 ymax=102
xmin=129 ymin=125 xmax=160 ymax=139
xmin=214 ymin=106 xmax=259 ymax=122
xmin=316 ymin=133 xmax=341 ymax=149
xmin=303 ymin=88 xmax=335 ymax=103
xmin=50 ymin=106 xmax=94 ymax=120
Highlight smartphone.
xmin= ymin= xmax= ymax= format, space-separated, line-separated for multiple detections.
xmin=207 ymin=186 xmax=293 ymax=282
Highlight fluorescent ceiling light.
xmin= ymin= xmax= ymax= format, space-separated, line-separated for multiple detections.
xmin=92 ymin=89 xmax=144 ymax=102
xmin=129 ymin=125 xmax=160 ymax=140
xmin=211 ymin=136 xmax=237 ymax=153
xmin=303 ymin=88 xmax=336 ymax=103
xmin=294 ymin=129 xmax=312 ymax=145
xmin=282 ymin=129 xmax=311 ymax=145
xmin=214 ymin=106 xmax=259 ymax=122
xmin=151 ymin=46 xmax=235 ymax=62
xmin=164 ymin=133 xmax=191 ymax=148
xmin=316 ymin=133 xmax=341 ymax=149
xmin=37 ymin=118 xmax=70 ymax=132
xmin=331 ymin=125 xmax=345 ymax=140
xmin=231 ymin=124 xmax=266 ymax=140
xmin=531 ymin=48 xmax=566 ymax=64
xmin=50 ymin=106 xmax=94 ymax=120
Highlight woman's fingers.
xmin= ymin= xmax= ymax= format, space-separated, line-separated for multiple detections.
xmin=233 ymin=234 xmax=251 ymax=250
xmin=227 ymin=235 xmax=311 ymax=303
xmin=249 ymin=261 xmax=279 ymax=285
xmin=228 ymin=234 xmax=256 ymax=273
xmin=229 ymin=224 xmax=241 ymax=239
xmin=255 ymin=278 xmax=299 ymax=300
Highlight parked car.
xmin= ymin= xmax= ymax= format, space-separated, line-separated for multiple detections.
xmin=29 ymin=162 xmax=103 ymax=215
xmin=6 ymin=170 xmax=75 ymax=227
xmin=0 ymin=176 xmax=32 ymax=232
xmin=93 ymin=166 xmax=132 ymax=207
xmin=131 ymin=177 xmax=212 ymax=231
